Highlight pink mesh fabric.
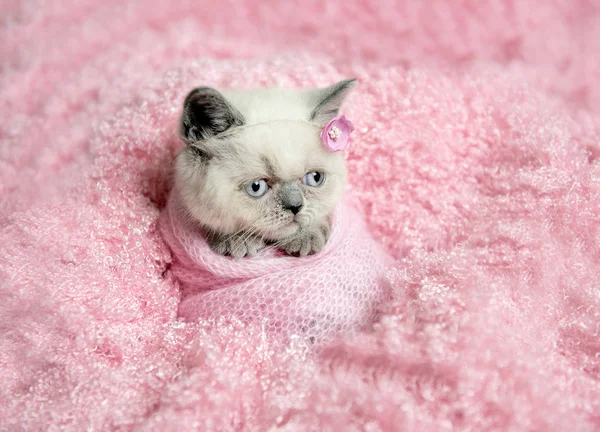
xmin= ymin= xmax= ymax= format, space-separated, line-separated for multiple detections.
xmin=161 ymin=196 xmax=393 ymax=345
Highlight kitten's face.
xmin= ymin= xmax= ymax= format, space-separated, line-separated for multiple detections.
xmin=174 ymin=80 xmax=355 ymax=242
xmin=175 ymin=120 xmax=346 ymax=240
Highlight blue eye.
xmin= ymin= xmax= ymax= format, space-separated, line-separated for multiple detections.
xmin=244 ymin=179 xmax=269 ymax=198
xmin=302 ymin=171 xmax=325 ymax=187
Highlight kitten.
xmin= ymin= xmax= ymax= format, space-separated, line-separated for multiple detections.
xmin=173 ymin=79 xmax=356 ymax=259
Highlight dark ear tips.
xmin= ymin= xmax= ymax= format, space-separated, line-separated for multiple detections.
xmin=309 ymin=78 xmax=357 ymax=125
xmin=340 ymin=78 xmax=358 ymax=88
xmin=180 ymin=87 xmax=244 ymax=143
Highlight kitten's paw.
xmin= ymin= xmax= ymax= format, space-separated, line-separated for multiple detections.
xmin=209 ymin=233 xmax=265 ymax=259
xmin=280 ymin=223 xmax=330 ymax=257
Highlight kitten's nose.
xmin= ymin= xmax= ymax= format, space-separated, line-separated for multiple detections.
xmin=286 ymin=204 xmax=303 ymax=215
xmin=281 ymin=183 xmax=304 ymax=215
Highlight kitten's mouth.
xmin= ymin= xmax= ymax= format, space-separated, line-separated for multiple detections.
xmin=260 ymin=212 xmax=314 ymax=241
xmin=262 ymin=220 xmax=302 ymax=241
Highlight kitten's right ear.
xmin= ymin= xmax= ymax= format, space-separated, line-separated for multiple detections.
xmin=180 ymin=87 xmax=245 ymax=143
xmin=309 ymin=78 xmax=357 ymax=125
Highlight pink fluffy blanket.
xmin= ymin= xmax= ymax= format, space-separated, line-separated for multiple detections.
xmin=2 ymin=1 xmax=600 ymax=430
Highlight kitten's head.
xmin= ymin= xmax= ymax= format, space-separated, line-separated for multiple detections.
xmin=174 ymin=79 xmax=356 ymax=241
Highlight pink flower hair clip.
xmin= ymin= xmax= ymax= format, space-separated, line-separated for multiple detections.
xmin=320 ymin=115 xmax=354 ymax=152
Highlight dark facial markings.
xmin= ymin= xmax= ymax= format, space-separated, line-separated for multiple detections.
xmin=260 ymin=155 xmax=278 ymax=182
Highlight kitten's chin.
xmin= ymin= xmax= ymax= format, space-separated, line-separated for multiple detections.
xmin=263 ymin=221 xmax=301 ymax=241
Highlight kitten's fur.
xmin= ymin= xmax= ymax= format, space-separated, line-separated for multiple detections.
xmin=174 ymin=79 xmax=356 ymax=259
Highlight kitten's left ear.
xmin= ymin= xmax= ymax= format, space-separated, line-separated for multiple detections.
xmin=309 ymin=78 xmax=357 ymax=125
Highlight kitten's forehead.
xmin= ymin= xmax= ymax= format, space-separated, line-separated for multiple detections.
xmin=244 ymin=119 xmax=320 ymax=148
xmin=222 ymin=89 xmax=312 ymax=124
xmin=232 ymin=120 xmax=337 ymax=179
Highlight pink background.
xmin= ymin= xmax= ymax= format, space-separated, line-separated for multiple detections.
xmin=1 ymin=1 xmax=600 ymax=430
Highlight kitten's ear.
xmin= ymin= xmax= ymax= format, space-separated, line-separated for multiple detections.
xmin=180 ymin=87 xmax=245 ymax=143
xmin=309 ymin=78 xmax=357 ymax=125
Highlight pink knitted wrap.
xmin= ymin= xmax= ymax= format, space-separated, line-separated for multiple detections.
xmin=160 ymin=195 xmax=393 ymax=345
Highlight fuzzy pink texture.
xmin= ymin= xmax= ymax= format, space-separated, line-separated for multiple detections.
xmin=2 ymin=0 xmax=600 ymax=430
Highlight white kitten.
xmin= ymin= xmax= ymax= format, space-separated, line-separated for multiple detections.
xmin=173 ymin=79 xmax=356 ymax=259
